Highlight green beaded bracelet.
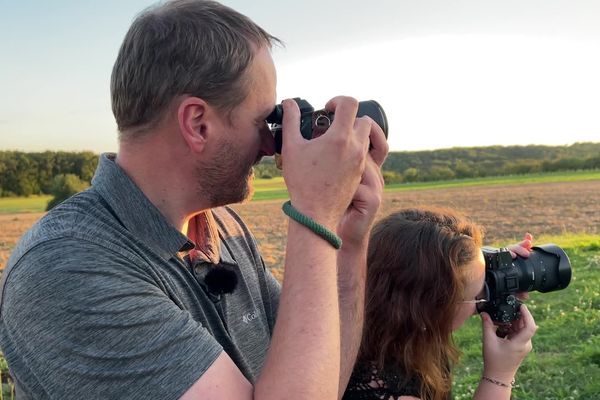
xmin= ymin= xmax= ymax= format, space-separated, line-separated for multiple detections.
xmin=282 ymin=200 xmax=342 ymax=249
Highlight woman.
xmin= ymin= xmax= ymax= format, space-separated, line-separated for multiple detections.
xmin=343 ymin=206 xmax=537 ymax=400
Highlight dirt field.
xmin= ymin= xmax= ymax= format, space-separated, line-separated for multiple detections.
xmin=233 ymin=180 xmax=600 ymax=280
xmin=1 ymin=180 xmax=599 ymax=281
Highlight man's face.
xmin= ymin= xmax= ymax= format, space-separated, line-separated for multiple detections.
xmin=197 ymin=46 xmax=277 ymax=207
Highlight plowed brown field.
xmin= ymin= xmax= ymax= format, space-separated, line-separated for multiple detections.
xmin=232 ymin=180 xmax=600 ymax=280
xmin=2 ymin=180 xmax=598 ymax=282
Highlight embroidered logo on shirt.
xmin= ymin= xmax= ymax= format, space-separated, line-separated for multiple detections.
xmin=242 ymin=310 xmax=259 ymax=324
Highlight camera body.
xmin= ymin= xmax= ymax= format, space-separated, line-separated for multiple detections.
xmin=266 ymin=98 xmax=388 ymax=154
xmin=480 ymin=244 xmax=572 ymax=324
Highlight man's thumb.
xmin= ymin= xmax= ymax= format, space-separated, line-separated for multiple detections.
xmin=281 ymin=99 xmax=301 ymax=149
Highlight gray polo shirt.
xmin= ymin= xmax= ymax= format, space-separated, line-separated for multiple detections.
xmin=0 ymin=153 xmax=281 ymax=399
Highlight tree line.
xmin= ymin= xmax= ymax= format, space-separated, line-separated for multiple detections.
xmin=255 ymin=142 xmax=600 ymax=183
xmin=0 ymin=151 xmax=97 ymax=202
xmin=1 ymin=143 xmax=599 ymax=199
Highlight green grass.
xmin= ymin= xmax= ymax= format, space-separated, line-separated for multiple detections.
xmin=384 ymin=170 xmax=600 ymax=192
xmin=453 ymin=234 xmax=600 ymax=399
xmin=251 ymin=176 xmax=290 ymax=201
xmin=251 ymin=170 xmax=600 ymax=201
xmin=0 ymin=195 xmax=51 ymax=214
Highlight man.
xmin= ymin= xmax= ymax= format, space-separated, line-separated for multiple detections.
xmin=0 ymin=1 xmax=388 ymax=399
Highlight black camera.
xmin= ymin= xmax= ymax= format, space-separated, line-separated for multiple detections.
xmin=266 ymin=98 xmax=389 ymax=154
xmin=479 ymin=244 xmax=572 ymax=325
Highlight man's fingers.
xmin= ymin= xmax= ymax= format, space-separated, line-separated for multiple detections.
xmin=325 ymin=96 xmax=360 ymax=135
xmin=281 ymin=99 xmax=302 ymax=149
xmin=353 ymin=116 xmax=374 ymax=152
xmin=358 ymin=158 xmax=384 ymax=194
xmin=367 ymin=120 xmax=388 ymax=167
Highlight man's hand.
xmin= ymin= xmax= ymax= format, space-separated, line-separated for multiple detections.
xmin=336 ymin=116 xmax=388 ymax=248
xmin=281 ymin=96 xmax=373 ymax=230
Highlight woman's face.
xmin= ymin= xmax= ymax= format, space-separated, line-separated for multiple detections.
xmin=451 ymin=250 xmax=486 ymax=331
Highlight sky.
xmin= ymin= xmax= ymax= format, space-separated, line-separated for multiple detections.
xmin=1 ymin=0 xmax=599 ymax=153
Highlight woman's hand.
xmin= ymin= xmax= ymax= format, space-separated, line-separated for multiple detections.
xmin=507 ymin=232 xmax=534 ymax=300
xmin=507 ymin=232 xmax=533 ymax=258
xmin=480 ymin=305 xmax=538 ymax=384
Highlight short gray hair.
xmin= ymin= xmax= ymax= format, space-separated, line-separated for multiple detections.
xmin=111 ymin=0 xmax=281 ymax=139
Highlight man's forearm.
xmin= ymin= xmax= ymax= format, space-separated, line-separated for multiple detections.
xmin=337 ymin=244 xmax=367 ymax=399
xmin=255 ymin=221 xmax=341 ymax=399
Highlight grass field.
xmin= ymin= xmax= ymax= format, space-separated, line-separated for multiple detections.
xmin=0 ymin=195 xmax=51 ymax=214
xmin=2 ymin=170 xmax=598 ymax=212
xmin=453 ymin=234 xmax=600 ymax=400
xmin=384 ymin=170 xmax=600 ymax=191
xmin=251 ymin=176 xmax=290 ymax=201
xmin=252 ymin=170 xmax=600 ymax=199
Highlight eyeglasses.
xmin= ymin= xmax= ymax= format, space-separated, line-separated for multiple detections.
xmin=462 ymin=281 xmax=490 ymax=312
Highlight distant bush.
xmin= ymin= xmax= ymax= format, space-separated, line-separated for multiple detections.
xmin=382 ymin=170 xmax=403 ymax=184
xmin=402 ymin=167 xmax=419 ymax=182
xmin=46 ymin=174 xmax=88 ymax=210
xmin=426 ymin=165 xmax=456 ymax=181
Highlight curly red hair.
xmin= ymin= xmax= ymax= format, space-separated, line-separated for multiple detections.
xmin=359 ymin=206 xmax=484 ymax=400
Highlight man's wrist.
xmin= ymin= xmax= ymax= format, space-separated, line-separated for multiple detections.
xmin=286 ymin=197 xmax=339 ymax=231
xmin=283 ymin=201 xmax=342 ymax=249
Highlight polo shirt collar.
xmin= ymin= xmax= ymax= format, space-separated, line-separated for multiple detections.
xmin=91 ymin=153 xmax=194 ymax=261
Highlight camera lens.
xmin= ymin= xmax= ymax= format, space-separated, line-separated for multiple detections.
xmin=513 ymin=244 xmax=572 ymax=293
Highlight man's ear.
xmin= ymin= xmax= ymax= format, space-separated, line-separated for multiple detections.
xmin=178 ymin=97 xmax=212 ymax=153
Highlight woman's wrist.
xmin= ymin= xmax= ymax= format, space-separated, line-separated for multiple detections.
xmin=482 ymin=368 xmax=516 ymax=387
xmin=481 ymin=375 xmax=515 ymax=389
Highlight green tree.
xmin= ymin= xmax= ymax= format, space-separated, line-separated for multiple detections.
xmin=1 ymin=152 xmax=40 ymax=196
xmin=454 ymin=159 xmax=476 ymax=178
xmin=46 ymin=174 xmax=89 ymax=210
xmin=503 ymin=160 xmax=543 ymax=175
xmin=73 ymin=152 xmax=99 ymax=183
xmin=426 ymin=165 xmax=455 ymax=181
xmin=403 ymin=167 xmax=419 ymax=182
xmin=382 ymin=170 xmax=403 ymax=184
xmin=254 ymin=157 xmax=282 ymax=179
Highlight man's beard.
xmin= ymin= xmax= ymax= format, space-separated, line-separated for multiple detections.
xmin=196 ymin=138 xmax=255 ymax=207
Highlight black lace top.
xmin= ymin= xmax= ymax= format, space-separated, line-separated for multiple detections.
xmin=343 ymin=361 xmax=422 ymax=400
